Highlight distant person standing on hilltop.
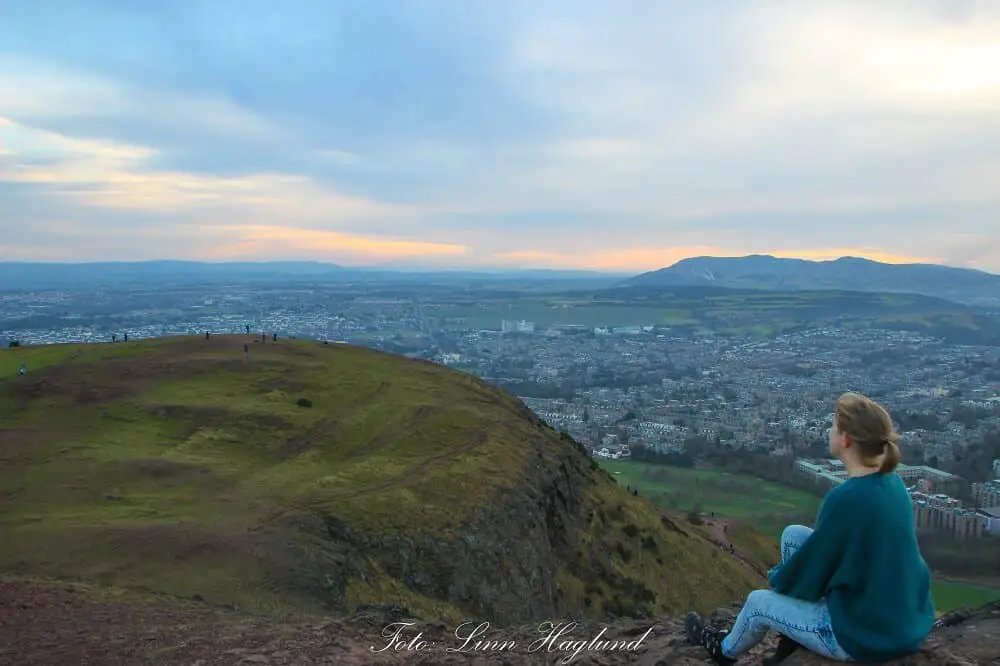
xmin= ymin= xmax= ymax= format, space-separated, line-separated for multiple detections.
xmin=685 ymin=392 xmax=934 ymax=665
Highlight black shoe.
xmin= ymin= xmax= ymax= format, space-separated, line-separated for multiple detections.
xmin=685 ymin=612 xmax=736 ymax=665
xmin=762 ymin=634 xmax=801 ymax=665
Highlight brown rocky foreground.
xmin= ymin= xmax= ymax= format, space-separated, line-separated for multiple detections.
xmin=1 ymin=577 xmax=997 ymax=665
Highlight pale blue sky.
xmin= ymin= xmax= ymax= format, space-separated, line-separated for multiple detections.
xmin=1 ymin=0 xmax=998 ymax=272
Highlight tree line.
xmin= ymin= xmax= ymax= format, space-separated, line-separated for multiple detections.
xmin=629 ymin=443 xmax=695 ymax=467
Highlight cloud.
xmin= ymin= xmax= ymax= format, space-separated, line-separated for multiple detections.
xmin=0 ymin=114 xmax=460 ymax=262
xmin=0 ymin=115 xmax=426 ymax=225
xmin=492 ymin=2 xmax=1000 ymax=211
xmin=0 ymin=215 xmax=468 ymax=264
xmin=1 ymin=1 xmax=999 ymax=272
xmin=495 ymin=250 xmax=568 ymax=263
xmin=0 ymin=56 xmax=286 ymax=147
xmin=206 ymin=225 xmax=467 ymax=262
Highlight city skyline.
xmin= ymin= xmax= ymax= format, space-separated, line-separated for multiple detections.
xmin=2 ymin=1 xmax=999 ymax=272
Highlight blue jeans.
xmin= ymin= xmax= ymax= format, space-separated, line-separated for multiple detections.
xmin=721 ymin=525 xmax=853 ymax=661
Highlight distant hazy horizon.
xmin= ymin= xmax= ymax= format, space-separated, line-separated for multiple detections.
xmin=4 ymin=253 xmax=1000 ymax=279
xmin=2 ymin=1 xmax=998 ymax=272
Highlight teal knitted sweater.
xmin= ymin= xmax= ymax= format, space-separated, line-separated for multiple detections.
xmin=768 ymin=471 xmax=935 ymax=661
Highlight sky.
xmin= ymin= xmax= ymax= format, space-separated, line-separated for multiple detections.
xmin=1 ymin=1 xmax=999 ymax=274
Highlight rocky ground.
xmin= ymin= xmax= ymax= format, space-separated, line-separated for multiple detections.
xmin=2 ymin=578 xmax=998 ymax=665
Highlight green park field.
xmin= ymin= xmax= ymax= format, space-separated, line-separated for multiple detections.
xmin=429 ymin=292 xmax=840 ymax=333
xmin=416 ymin=286 xmax=995 ymax=343
xmin=598 ymin=459 xmax=821 ymax=538
xmin=932 ymin=580 xmax=1000 ymax=614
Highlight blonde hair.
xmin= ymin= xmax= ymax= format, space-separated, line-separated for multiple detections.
xmin=835 ymin=392 xmax=901 ymax=474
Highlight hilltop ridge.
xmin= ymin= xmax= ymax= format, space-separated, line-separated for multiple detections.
xmin=627 ymin=254 xmax=1000 ymax=305
xmin=0 ymin=335 xmax=764 ymax=626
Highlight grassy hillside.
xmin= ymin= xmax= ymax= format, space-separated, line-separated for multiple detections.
xmin=0 ymin=335 xmax=765 ymax=622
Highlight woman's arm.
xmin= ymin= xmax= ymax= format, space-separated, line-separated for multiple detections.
xmin=769 ymin=491 xmax=852 ymax=601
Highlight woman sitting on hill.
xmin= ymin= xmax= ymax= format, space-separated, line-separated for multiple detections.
xmin=685 ymin=391 xmax=935 ymax=664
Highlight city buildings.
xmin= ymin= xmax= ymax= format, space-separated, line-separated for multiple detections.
xmin=978 ymin=507 xmax=1000 ymax=536
xmin=795 ymin=459 xmax=960 ymax=492
xmin=972 ymin=480 xmax=1000 ymax=509
xmin=501 ymin=319 xmax=535 ymax=334
xmin=797 ymin=458 xmax=989 ymax=539
xmin=913 ymin=496 xmax=987 ymax=538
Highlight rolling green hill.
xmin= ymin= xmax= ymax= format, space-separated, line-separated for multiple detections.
xmin=0 ymin=335 xmax=767 ymax=623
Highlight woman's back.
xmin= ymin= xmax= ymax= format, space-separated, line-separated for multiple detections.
xmin=825 ymin=471 xmax=935 ymax=661
xmin=687 ymin=392 xmax=935 ymax=665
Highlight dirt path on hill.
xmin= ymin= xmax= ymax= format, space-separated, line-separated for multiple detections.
xmin=270 ymin=425 xmax=493 ymax=521
xmin=706 ymin=519 xmax=768 ymax=579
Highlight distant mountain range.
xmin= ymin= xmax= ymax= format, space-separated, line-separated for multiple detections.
xmin=626 ymin=255 xmax=1000 ymax=306
xmin=0 ymin=261 xmax=622 ymax=291
xmin=3 ymin=257 xmax=998 ymax=306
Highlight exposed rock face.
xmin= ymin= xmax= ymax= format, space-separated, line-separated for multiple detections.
xmin=272 ymin=442 xmax=588 ymax=623
xmin=271 ymin=427 xmax=761 ymax=624
xmin=2 ymin=578 xmax=998 ymax=665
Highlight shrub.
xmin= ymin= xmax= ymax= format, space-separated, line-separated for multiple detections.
xmin=296 ymin=397 xmax=313 ymax=408
xmin=615 ymin=543 xmax=632 ymax=563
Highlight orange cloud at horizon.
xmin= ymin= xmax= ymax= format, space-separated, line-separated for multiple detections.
xmin=496 ymin=250 xmax=567 ymax=262
xmin=204 ymin=224 xmax=467 ymax=261
xmin=769 ymin=248 xmax=940 ymax=264
xmin=493 ymin=246 xmax=940 ymax=272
